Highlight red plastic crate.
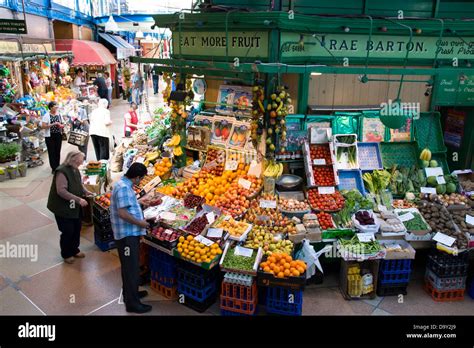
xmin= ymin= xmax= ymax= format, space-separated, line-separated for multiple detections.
xmin=151 ymin=280 xmax=178 ymax=300
xmin=220 ymin=281 xmax=258 ymax=315
xmin=423 ymin=280 xmax=465 ymax=302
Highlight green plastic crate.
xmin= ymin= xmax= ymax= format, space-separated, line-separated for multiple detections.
xmin=430 ymin=152 xmax=450 ymax=174
xmin=380 ymin=142 xmax=419 ymax=168
xmin=414 ymin=112 xmax=447 ymax=153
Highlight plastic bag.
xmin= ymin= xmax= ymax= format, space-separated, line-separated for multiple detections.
xmin=333 ymin=115 xmax=359 ymax=135
xmin=295 ymin=240 xmax=332 ymax=279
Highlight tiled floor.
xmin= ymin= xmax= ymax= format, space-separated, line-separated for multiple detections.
xmin=0 ymin=93 xmax=473 ymax=316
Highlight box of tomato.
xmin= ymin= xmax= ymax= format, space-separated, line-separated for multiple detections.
xmin=306 ymin=188 xmax=345 ymax=212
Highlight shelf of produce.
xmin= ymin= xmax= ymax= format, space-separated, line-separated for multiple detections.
xmin=173 ymin=248 xmax=221 ymax=271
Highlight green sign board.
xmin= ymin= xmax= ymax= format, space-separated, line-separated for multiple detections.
xmin=434 ymin=72 xmax=474 ymax=106
xmin=0 ymin=19 xmax=27 ymax=34
xmin=281 ymin=33 xmax=474 ymax=61
xmin=172 ymin=31 xmax=269 ymax=59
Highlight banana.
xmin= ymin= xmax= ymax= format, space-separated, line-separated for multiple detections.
xmin=277 ymin=163 xmax=283 ymax=177
xmin=169 ymin=135 xmax=181 ymax=147
xmin=420 ymin=148 xmax=432 ymax=162
xmin=173 ymin=146 xmax=183 ymax=157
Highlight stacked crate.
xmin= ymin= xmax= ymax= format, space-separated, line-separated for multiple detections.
xmin=92 ymin=203 xmax=116 ymax=251
xmin=424 ymin=250 xmax=469 ymax=302
xmin=220 ymin=273 xmax=258 ymax=316
xmin=149 ymin=248 xmax=177 ymax=299
xmin=176 ymin=261 xmax=219 ymax=312
xmin=265 ymin=286 xmax=303 ymax=316
xmin=377 ymin=259 xmax=412 ymax=296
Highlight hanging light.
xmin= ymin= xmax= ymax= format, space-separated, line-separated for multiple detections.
xmin=104 ymin=15 xmax=119 ymax=32
xmin=135 ymin=30 xmax=145 ymax=39
xmin=311 ymin=72 xmax=322 ymax=76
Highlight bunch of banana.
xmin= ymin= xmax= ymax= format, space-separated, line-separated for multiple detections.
xmin=263 ymin=161 xmax=283 ymax=178
xmin=168 ymin=134 xmax=181 ymax=147
xmin=420 ymin=148 xmax=432 ymax=161
xmin=143 ymin=151 xmax=160 ymax=167
xmin=173 ymin=146 xmax=183 ymax=157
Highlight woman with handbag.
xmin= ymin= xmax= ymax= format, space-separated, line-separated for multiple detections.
xmin=47 ymin=150 xmax=95 ymax=264
xmin=124 ymin=102 xmax=139 ymax=137
xmin=40 ymin=101 xmax=64 ymax=173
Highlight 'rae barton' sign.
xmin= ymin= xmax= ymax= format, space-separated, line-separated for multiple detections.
xmin=172 ymin=31 xmax=269 ymax=59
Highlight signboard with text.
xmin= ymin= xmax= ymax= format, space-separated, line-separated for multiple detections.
xmin=280 ymin=33 xmax=474 ymax=61
xmin=0 ymin=19 xmax=27 ymax=34
xmin=172 ymin=31 xmax=269 ymax=59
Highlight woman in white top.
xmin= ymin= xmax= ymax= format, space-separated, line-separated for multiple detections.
xmin=89 ymin=98 xmax=112 ymax=160
xmin=74 ymin=68 xmax=84 ymax=88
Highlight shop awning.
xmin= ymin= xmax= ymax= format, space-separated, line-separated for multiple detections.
xmin=98 ymin=33 xmax=135 ymax=60
xmin=55 ymin=39 xmax=117 ymax=66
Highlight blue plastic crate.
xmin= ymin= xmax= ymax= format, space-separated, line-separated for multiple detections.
xmin=150 ymin=250 xmax=177 ymax=287
xmin=468 ymin=279 xmax=474 ymax=299
xmin=337 ymin=169 xmax=366 ymax=195
xmin=266 ymin=287 xmax=303 ymax=316
xmin=379 ymin=259 xmax=412 ymax=285
xmin=177 ymin=264 xmax=218 ymax=289
xmin=94 ymin=232 xmax=116 ymax=252
xmin=358 ymin=142 xmax=383 ymax=170
xmin=178 ymin=281 xmax=217 ymax=303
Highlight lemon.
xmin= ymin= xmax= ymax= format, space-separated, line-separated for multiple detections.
xmin=179 ymin=236 xmax=185 ymax=243
xmin=177 ymin=248 xmax=183 ymax=253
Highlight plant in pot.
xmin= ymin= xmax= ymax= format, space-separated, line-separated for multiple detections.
xmin=18 ymin=162 xmax=27 ymax=177
xmin=0 ymin=167 xmax=6 ymax=182
xmin=6 ymin=165 xmax=18 ymax=179
xmin=0 ymin=143 xmax=21 ymax=163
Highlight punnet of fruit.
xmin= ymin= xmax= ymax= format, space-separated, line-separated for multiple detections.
xmin=94 ymin=192 xmax=111 ymax=209
xmin=176 ymin=235 xmax=222 ymax=264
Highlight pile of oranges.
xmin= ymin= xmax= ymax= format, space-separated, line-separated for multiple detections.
xmin=259 ymin=253 xmax=307 ymax=278
xmin=177 ymin=235 xmax=222 ymax=264
xmin=154 ymin=157 xmax=172 ymax=178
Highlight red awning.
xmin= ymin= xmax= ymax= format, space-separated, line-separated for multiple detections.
xmin=55 ymin=39 xmax=117 ymax=66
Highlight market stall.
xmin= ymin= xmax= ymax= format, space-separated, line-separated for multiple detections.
xmin=82 ymin=8 xmax=474 ymax=315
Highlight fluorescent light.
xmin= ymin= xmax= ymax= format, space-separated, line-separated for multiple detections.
xmin=311 ymin=72 xmax=322 ymax=76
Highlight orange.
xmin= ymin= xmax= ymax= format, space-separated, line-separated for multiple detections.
xmin=268 ymin=256 xmax=276 ymax=264
xmin=273 ymin=266 xmax=281 ymax=274
xmin=264 ymin=266 xmax=271 ymax=273
xmin=297 ymin=266 xmax=305 ymax=274
xmin=277 ymin=272 xmax=284 ymax=278
xmin=292 ymin=269 xmax=300 ymax=277
xmin=284 ymin=269 xmax=291 ymax=277
xmin=283 ymin=263 xmax=290 ymax=269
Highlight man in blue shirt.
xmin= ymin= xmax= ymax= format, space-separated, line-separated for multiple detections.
xmin=110 ymin=163 xmax=151 ymax=314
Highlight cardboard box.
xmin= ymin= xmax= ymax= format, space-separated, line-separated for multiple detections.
xmin=378 ymin=240 xmax=416 ymax=260
xmin=340 ymin=259 xmax=379 ymax=300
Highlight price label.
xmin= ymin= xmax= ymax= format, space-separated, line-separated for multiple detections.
xmin=313 ymin=159 xmax=326 ymax=165
xmin=248 ymin=160 xmax=262 ymax=178
xmin=398 ymin=212 xmax=415 ymax=222
xmin=195 ymin=235 xmax=214 ymax=247
xmin=466 ymin=215 xmax=474 ymax=225
xmin=318 ymin=186 xmax=335 ymax=195
xmin=436 ymin=176 xmax=446 ymax=185
xmin=207 ymin=228 xmax=223 ymax=238
xmin=433 ymin=232 xmax=456 ymax=247
xmin=357 ymin=233 xmax=375 ymax=242
xmin=234 ymin=246 xmax=253 ymax=257
xmin=238 ymin=178 xmax=252 ymax=190
xmin=160 ymin=212 xmax=176 ymax=221
xmin=206 ymin=212 xmax=215 ymax=224
xmin=225 ymin=160 xmax=238 ymax=171
xmin=164 ymin=229 xmax=173 ymax=235
xmin=135 ymin=156 xmax=145 ymax=164
xmin=203 ymin=160 xmax=217 ymax=170
xmin=260 ymin=200 xmax=277 ymax=209
xmin=420 ymin=187 xmax=437 ymax=194
xmin=425 ymin=167 xmax=444 ymax=177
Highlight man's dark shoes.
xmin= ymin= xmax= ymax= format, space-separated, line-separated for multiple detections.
xmin=126 ymin=303 xmax=152 ymax=314
xmin=139 ymin=290 xmax=148 ymax=299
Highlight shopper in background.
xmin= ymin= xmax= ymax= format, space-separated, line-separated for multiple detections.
xmin=124 ymin=102 xmax=139 ymax=137
xmin=105 ymin=71 xmax=113 ymax=107
xmin=47 ymin=151 xmax=94 ymax=264
xmin=68 ymin=101 xmax=89 ymax=159
xmin=74 ymin=68 xmax=85 ymax=88
xmin=152 ymin=69 xmax=159 ymax=95
xmin=40 ymin=101 xmax=64 ymax=173
xmin=93 ymin=73 xmax=108 ymax=101
xmin=89 ymin=98 xmax=112 ymax=160
xmin=110 ymin=163 xmax=151 ymax=314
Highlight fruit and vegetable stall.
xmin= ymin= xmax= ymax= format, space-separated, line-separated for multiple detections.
xmin=86 ymin=100 xmax=474 ymax=315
